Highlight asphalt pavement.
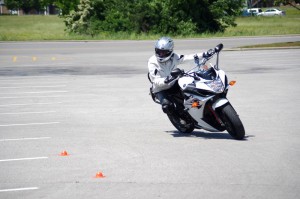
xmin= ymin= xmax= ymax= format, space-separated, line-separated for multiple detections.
xmin=0 ymin=35 xmax=299 ymax=199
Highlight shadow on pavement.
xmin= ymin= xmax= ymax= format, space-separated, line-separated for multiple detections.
xmin=0 ymin=66 xmax=145 ymax=76
xmin=166 ymin=130 xmax=252 ymax=140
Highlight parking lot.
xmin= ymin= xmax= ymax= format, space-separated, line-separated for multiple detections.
xmin=0 ymin=36 xmax=300 ymax=199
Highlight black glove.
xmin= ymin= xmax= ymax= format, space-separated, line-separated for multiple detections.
xmin=202 ymin=49 xmax=214 ymax=58
xmin=171 ymin=68 xmax=184 ymax=78
xmin=164 ymin=75 xmax=173 ymax=84
xmin=194 ymin=55 xmax=200 ymax=65
xmin=164 ymin=68 xmax=184 ymax=84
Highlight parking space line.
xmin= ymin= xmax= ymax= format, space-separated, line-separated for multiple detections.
xmin=0 ymin=76 xmax=70 ymax=81
xmin=0 ymin=81 xmax=68 ymax=85
xmin=0 ymin=187 xmax=39 ymax=192
xmin=0 ymin=91 xmax=68 ymax=95
xmin=0 ymin=157 xmax=48 ymax=162
xmin=0 ymin=137 xmax=51 ymax=142
xmin=0 ymin=85 xmax=66 ymax=89
xmin=0 ymin=95 xmax=63 ymax=99
xmin=0 ymin=111 xmax=56 ymax=115
xmin=0 ymin=102 xmax=65 ymax=107
xmin=0 ymin=122 xmax=60 ymax=127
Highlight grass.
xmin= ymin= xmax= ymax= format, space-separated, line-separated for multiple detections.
xmin=0 ymin=5 xmax=299 ymax=41
xmin=222 ymin=6 xmax=300 ymax=37
xmin=0 ymin=15 xmax=67 ymax=40
xmin=223 ymin=16 xmax=300 ymax=36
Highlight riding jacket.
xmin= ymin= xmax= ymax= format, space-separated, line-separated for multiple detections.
xmin=148 ymin=53 xmax=198 ymax=93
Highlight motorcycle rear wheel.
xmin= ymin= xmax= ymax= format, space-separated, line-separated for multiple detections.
xmin=219 ymin=103 xmax=245 ymax=140
xmin=167 ymin=113 xmax=195 ymax=134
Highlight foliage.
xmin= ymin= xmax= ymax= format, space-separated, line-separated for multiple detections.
xmin=274 ymin=0 xmax=300 ymax=10
xmin=64 ymin=0 xmax=94 ymax=35
xmin=0 ymin=6 xmax=299 ymax=41
xmin=5 ymin=0 xmax=80 ymax=15
xmin=274 ymin=0 xmax=300 ymax=5
xmin=64 ymin=0 xmax=244 ymax=36
xmin=53 ymin=0 xmax=80 ymax=15
xmin=5 ymin=0 xmax=51 ymax=13
xmin=4 ymin=0 xmax=245 ymax=35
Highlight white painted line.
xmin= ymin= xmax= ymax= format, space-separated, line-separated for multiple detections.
xmin=0 ymin=122 xmax=60 ymax=127
xmin=0 ymin=85 xmax=66 ymax=89
xmin=0 ymin=111 xmax=56 ymax=115
xmin=0 ymin=91 xmax=68 ymax=95
xmin=0 ymin=157 xmax=48 ymax=162
xmin=0 ymin=74 xmax=71 ymax=78
xmin=0 ymin=95 xmax=63 ymax=99
xmin=0 ymin=187 xmax=39 ymax=192
xmin=0 ymin=102 xmax=65 ymax=107
xmin=0 ymin=81 xmax=68 ymax=85
xmin=0 ymin=137 xmax=51 ymax=141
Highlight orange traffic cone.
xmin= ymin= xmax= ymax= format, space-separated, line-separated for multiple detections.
xmin=59 ymin=150 xmax=69 ymax=156
xmin=95 ymin=171 xmax=105 ymax=178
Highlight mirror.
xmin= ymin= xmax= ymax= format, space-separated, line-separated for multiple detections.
xmin=215 ymin=43 xmax=223 ymax=52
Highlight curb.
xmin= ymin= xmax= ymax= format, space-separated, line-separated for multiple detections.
xmin=226 ymin=46 xmax=300 ymax=51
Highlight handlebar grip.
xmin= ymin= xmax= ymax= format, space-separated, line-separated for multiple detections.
xmin=164 ymin=76 xmax=175 ymax=84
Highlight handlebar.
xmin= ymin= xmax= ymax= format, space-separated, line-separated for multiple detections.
xmin=165 ymin=43 xmax=224 ymax=83
xmin=203 ymin=43 xmax=223 ymax=58
xmin=189 ymin=43 xmax=224 ymax=74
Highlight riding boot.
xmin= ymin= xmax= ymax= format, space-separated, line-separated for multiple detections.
xmin=162 ymin=99 xmax=184 ymax=125
xmin=161 ymin=99 xmax=175 ymax=114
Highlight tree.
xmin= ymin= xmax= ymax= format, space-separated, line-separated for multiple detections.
xmin=6 ymin=0 xmax=36 ymax=14
xmin=5 ymin=0 xmax=56 ymax=14
xmin=274 ymin=0 xmax=300 ymax=10
xmin=64 ymin=0 xmax=94 ymax=35
xmin=53 ymin=0 xmax=80 ymax=15
xmin=64 ymin=0 xmax=244 ymax=36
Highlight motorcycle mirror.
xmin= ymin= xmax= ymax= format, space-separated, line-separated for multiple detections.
xmin=215 ymin=43 xmax=223 ymax=53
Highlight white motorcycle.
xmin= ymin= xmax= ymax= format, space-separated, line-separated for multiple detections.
xmin=149 ymin=44 xmax=245 ymax=140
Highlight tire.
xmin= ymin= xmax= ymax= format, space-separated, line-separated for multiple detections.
xmin=218 ymin=103 xmax=245 ymax=140
xmin=167 ymin=112 xmax=194 ymax=134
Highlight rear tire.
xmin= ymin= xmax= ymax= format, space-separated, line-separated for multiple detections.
xmin=219 ymin=103 xmax=245 ymax=140
xmin=167 ymin=112 xmax=194 ymax=134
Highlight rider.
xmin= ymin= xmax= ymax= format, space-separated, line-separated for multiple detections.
xmin=148 ymin=36 xmax=207 ymax=115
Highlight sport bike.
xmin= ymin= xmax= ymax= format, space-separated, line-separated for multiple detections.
xmin=149 ymin=44 xmax=245 ymax=140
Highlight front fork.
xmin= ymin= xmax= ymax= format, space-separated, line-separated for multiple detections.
xmin=209 ymin=96 xmax=229 ymax=127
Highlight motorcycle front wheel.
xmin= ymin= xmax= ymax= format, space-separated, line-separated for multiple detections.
xmin=218 ymin=103 xmax=245 ymax=140
xmin=167 ymin=113 xmax=195 ymax=134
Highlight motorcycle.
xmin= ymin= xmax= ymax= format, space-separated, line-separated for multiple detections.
xmin=149 ymin=43 xmax=245 ymax=140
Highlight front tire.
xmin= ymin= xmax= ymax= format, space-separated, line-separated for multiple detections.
xmin=219 ymin=103 xmax=245 ymax=140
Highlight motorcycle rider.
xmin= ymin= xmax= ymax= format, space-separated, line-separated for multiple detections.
xmin=148 ymin=36 xmax=207 ymax=115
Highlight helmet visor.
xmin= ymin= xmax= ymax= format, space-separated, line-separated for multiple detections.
xmin=155 ymin=48 xmax=172 ymax=58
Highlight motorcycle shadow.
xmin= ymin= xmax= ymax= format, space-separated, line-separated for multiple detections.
xmin=166 ymin=130 xmax=250 ymax=140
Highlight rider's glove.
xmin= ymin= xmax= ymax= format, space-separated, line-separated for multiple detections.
xmin=164 ymin=68 xmax=184 ymax=84
xmin=194 ymin=55 xmax=200 ymax=65
xmin=202 ymin=49 xmax=214 ymax=58
xmin=171 ymin=68 xmax=184 ymax=78
xmin=164 ymin=75 xmax=173 ymax=84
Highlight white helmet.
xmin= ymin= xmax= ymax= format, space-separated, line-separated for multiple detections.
xmin=155 ymin=37 xmax=174 ymax=62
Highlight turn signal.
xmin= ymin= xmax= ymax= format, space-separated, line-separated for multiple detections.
xmin=192 ymin=101 xmax=199 ymax=108
xmin=229 ymin=80 xmax=236 ymax=86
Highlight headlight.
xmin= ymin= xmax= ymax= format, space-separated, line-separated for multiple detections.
xmin=205 ymin=77 xmax=224 ymax=93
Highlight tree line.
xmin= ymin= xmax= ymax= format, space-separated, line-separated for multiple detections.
xmin=4 ymin=0 xmax=79 ymax=15
xmin=5 ymin=0 xmax=298 ymax=36
xmin=64 ymin=0 xmax=245 ymax=36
